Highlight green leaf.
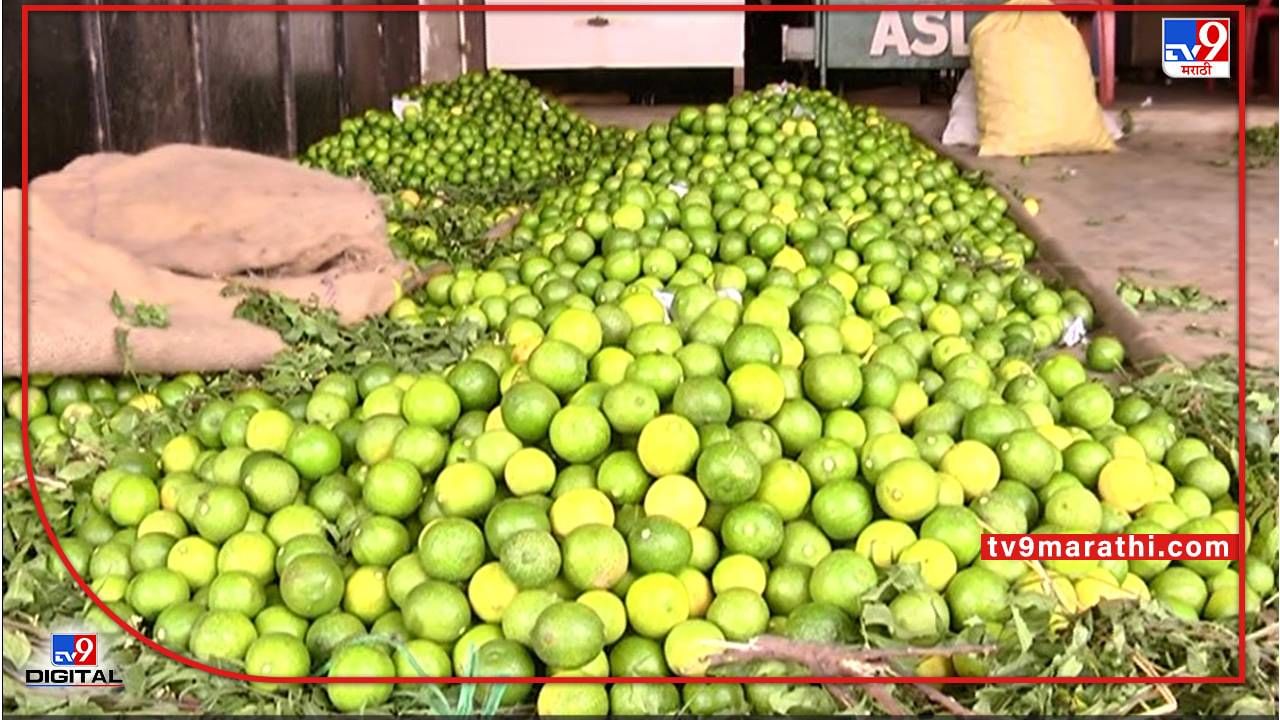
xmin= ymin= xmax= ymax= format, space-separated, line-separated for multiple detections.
xmin=860 ymin=602 xmax=894 ymax=630
xmin=109 ymin=291 xmax=126 ymax=319
xmin=55 ymin=460 xmax=96 ymax=482
xmin=3 ymin=628 xmax=31 ymax=667
xmin=1009 ymin=605 xmax=1034 ymax=653
xmin=1056 ymin=655 xmax=1083 ymax=677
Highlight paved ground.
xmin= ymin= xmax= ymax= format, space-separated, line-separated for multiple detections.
xmin=575 ymin=85 xmax=1279 ymax=367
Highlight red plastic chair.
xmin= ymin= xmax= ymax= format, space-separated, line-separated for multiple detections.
xmin=1245 ymin=0 xmax=1278 ymax=96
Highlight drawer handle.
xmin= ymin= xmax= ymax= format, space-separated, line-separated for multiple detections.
xmin=587 ymin=16 xmax=609 ymax=27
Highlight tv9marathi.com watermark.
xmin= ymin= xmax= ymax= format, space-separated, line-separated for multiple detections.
xmin=982 ymin=532 xmax=1238 ymax=562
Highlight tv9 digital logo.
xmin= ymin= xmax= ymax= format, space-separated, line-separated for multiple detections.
xmin=25 ymin=632 xmax=123 ymax=689
xmin=51 ymin=634 xmax=97 ymax=666
xmin=1162 ymin=18 xmax=1231 ymax=79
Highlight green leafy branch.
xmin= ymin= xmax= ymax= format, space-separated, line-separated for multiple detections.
xmin=1115 ymin=276 xmax=1227 ymax=313
xmin=110 ymin=291 xmax=171 ymax=377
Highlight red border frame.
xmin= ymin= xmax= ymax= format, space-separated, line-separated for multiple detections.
xmin=19 ymin=3 xmax=1248 ymax=688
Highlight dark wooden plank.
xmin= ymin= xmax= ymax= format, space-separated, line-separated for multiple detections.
xmin=98 ymin=5 xmax=200 ymax=152
xmin=4 ymin=4 xmax=28 ymax=186
xmin=198 ymin=1 xmax=289 ymax=155
xmin=8 ymin=5 xmax=99 ymax=184
xmin=462 ymin=5 xmax=485 ymax=74
xmin=380 ymin=4 xmax=420 ymax=94
xmin=286 ymin=1 xmax=341 ymax=151
xmin=338 ymin=3 xmax=388 ymax=114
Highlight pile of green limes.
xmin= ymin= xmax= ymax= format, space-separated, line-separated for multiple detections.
xmin=6 ymin=77 xmax=1273 ymax=715
xmin=299 ymin=71 xmax=629 ymax=268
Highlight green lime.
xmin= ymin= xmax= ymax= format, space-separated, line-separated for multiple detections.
xmin=208 ymin=570 xmax=267 ymax=616
xmin=764 ymin=564 xmax=812 ymax=614
xmin=549 ymin=405 xmax=612 ymax=463
xmin=529 ymin=340 xmax=589 ymax=396
xmin=326 ymin=644 xmax=396 ymax=712
xmin=419 ymin=517 xmax=486 ymax=582
xmin=808 ymin=549 xmax=877 ymax=615
xmin=784 ymin=602 xmax=855 ymax=643
xmin=995 ymin=429 xmax=1061 ymax=490
xmin=241 ymin=457 xmax=300 ymax=514
xmin=727 ymin=363 xmax=786 ymax=420
xmin=192 ymin=485 xmax=250 ymax=543
xmin=1086 ymin=337 xmax=1125 ymax=372
xmin=435 ymin=461 xmax=497 ymax=518
xmin=797 ymin=438 xmax=858 ymax=488
xmin=280 ymin=553 xmax=344 ymax=618
xmin=531 ymin=600 xmax=605 ymax=669
xmin=501 ymin=381 xmax=561 ymax=443
xmin=1062 ymin=382 xmax=1114 ymax=430
xmin=255 ymin=605 xmax=309 ymax=639
xmin=706 ymin=587 xmax=770 ymax=641
xmin=637 ymin=414 xmax=701 ymax=476
xmin=597 ymin=450 xmax=651 ymax=505
xmin=403 ymin=579 xmax=472 ymax=643
xmin=602 ymin=380 xmax=661 ymax=435
xmin=920 ymin=506 xmax=983 ymax=566
xmin=802 ymin=354 xmax=863 ymax=410
xmin=352 ymin=515 xmax=410 ymax=566
xmin=126 ymin=568 xmax=191 ymax=620
xmin=876 ymin=458 xmax=940 ymax=522
xmin=402 ymin=376 xmax=462 ymax=431
xmin=189 ymin=609 xmax=258 ymax=663
xmin=945 ymin=567 xmax=1010 ymax=629
xmin=153 ymin=601 xmax=205 ymax=651
xmin=696 ymin=441 xmax=762 ymax=504
xmin=483 ymin=498 xmax=552 ymax=554
xmin=561 ymin=523 xmax=629 ymax=591
xmin=720 ymin=501 xmax=784 ymax=560
xmin=628 ymin=516 xmax=693 ymax=574
xmin=245 ymin=632 xmax=311 ymax=689
xmin=626 ymin=572 xmax=691 ymax=638
xmin=499 ymin=529 xmax=562 ymax=589
xmin=890 ymin=589 xmax=950 ymax=643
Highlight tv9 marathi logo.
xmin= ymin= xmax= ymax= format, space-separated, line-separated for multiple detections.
xmin=1162 ymin=18 xmax=1231 ymax=79
xmin=25 ymin=633 xmax=123 ymax=689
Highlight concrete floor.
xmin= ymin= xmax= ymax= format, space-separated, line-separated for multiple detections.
xmin=574 ymin=86 xmax=1279 ymax=367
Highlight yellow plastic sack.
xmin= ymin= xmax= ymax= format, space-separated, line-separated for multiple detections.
xmin=971 ymin=0 xmax=1115 ymax=156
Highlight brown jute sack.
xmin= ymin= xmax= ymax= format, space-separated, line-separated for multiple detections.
xmin=2 ymin=144 xmax=413 ymax=376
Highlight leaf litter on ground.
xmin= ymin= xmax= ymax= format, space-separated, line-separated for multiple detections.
xmin=1115 ymin=276 xmax=1228 ymax=313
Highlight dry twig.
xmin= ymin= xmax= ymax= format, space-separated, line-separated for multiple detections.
xmin=707 ymin=635 xmax=997 ymax=715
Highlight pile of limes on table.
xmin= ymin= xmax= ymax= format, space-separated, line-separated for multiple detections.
xmin=298 ymin=70 xmax=630 ymax=267
xmin=8 ymin=79 xmax=1274 ymax=715
xmin=299 ymin=69 xmax=624 ymax=195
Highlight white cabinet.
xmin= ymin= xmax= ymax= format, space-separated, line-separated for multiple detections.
xmin=484 ymin=0 xmax=745 ymax=76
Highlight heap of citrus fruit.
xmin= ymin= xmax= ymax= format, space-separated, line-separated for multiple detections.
xmin=299 ymin=70 xmax=628 ymax=267
xmin=6 ymin=77 xmax=1273 ymax=714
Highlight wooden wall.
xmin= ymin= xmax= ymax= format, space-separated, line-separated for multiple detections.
xmin=4 ymin=1 xmax=424 ymax=186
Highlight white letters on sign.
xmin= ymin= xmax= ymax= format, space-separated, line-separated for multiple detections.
xmin=951 ymin=12 xmax=970 ymax=56
xmin=910 ymin=12 xmax=949 ymax=56
xmin=869 ymin=11 xmax=969 ymax=58
xmin=869 ymin=13 xmax=911 ymax=56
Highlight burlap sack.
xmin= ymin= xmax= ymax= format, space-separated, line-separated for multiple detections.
xmin=2 ymin=144 xmax=412 ymax=376
xmin=971 ymin=0 xmax=1116 ymax=157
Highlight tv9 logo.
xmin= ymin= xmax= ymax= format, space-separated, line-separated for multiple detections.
xmin=1162 ymin=18 xmax=1231 ymax=79
xmin=25 ymin=632 xmax=123 ymax=689
xmin=51 ymin=634 xmax=97 ymax=666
